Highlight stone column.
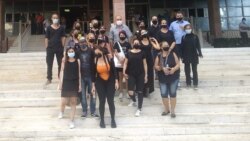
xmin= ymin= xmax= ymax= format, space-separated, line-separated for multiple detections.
xmin=103 ymin=0 xmax=110 ymax=29
xmin=0 ymin=0 xmax=5 ymax=41
xmin=113 ymin=0 xmax=126 ymax=23
xmin=0 ymin=0 xmax=5 ymax=52
xmin=207 ymin=0 xmax=222 ymax=40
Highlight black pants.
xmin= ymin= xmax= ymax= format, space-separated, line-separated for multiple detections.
xmin=240 ymin=32 xmax=248 ymax=45
xmin=46 ymin=48 xmax=64 ymax=81
xmin=128 ymin=73 xmax=144 ymax=110
xmin=95 ymin=77 xmax=116 ymax=121
xmin=184 ymin=63 xmax=198 ymax=86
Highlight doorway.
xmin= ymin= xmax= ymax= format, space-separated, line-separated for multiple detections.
xmin=59 ymin=6 xmax=87 ymax=32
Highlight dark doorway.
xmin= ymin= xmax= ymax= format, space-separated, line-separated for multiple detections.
xmin=60 ymin=6 xmax=87 ymax=32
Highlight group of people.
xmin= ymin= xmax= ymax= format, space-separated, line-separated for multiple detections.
xmin=44 ymin=11 xmax=203 ymax=129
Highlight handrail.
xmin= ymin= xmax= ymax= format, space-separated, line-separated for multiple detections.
xmin=17 ymin=21 xmax=31 ymax=52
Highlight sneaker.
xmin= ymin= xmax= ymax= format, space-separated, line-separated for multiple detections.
xmin=100 ymin=120 xmax=106 ymax=128
xmin=69 ymin=121 xmax=75 ymax=129
xmin=111 ymin=119 xmax=117 ymax=128
xmin=45 ymin=80 xmax=52 ymax=85
xmin=58 ymin=112 xmax=64 ymax=119
xmin=81 ymin=112 xmax=87 ymax=117
xmin=128 ymin=101 xmax=137 ymax=107
xmin=194 ymin=85 xmax=198 ymax=90
xmin=161 ymin=111 xmax=170 ymax=116
xmin=135 ymin=109 xmax=141 ymax=117
xmin=171 ymin=113 xmax=176 ymax=118
xmin=91 ymin=113 xmax=99 ymax=117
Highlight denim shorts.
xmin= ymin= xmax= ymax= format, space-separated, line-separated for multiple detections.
xmin=159 ymin=79 xmax=179 ymax=98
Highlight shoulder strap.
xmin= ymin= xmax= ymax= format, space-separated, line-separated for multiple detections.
xmin=116 ymin=41 xmax=124 ymax=54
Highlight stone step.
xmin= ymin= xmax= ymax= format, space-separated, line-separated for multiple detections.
xmin=0 ymin=123 xmax=249 ymax=138
xmin=0 ymin=105 xmax=249 ymax=118
xmin=1 ymin=134 xmax=250 ymax=141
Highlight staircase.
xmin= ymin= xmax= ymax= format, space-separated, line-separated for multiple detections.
xmin=0 ymin=48 xmax=250 ymax=140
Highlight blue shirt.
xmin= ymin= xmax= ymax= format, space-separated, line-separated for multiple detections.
xmin=169 ymin=20 xmax=190 ymax=44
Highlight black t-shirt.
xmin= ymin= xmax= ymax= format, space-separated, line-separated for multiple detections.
xmin=77 ymin=48 xmax=95 ymax=78
xmin=156 ymin=30 xmax=175 ymax=45
xmin=148 ymin=25 xmax=160 ymax=39
xmin=126 ymin=50 xmax=145 ymax=75
xmin=45 ymin=25 xmax=66 ymax=49
xmin=113 ymin=41 xmax=132 ymax=56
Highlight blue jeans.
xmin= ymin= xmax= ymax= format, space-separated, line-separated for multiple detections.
xmin=159 ymin=79 xmax=179 ymax=98
xmin=81 ymin=77 xmax=96 ymax=114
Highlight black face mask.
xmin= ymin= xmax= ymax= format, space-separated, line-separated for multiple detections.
xmin=80 ymin=44 xmax=87 ymax=50
xmin=133 ymin=44 xmax=140 ymax=49
xmin=74 ymin=34 xmax=78 ymax=38
xmin=95 ymin=53 xmax=102 ymax=58
xmin=120 ymin=36 xmax=126 ymax=41
xmin=100 ymin=30 xmax=106 ymax=34
xmin=177 ymin=18 xmax=183 ymax=21
xmin=101 ymin=47 xmax=109 ymax=55
xmin=75 ymin=26 xmax=81 ymax=30
xmin=89 ymin=39 xmax=95 ymax=43
xmin=93 ymin=23 xmax=99 ymax=28
xmin=161 ymin=25 xmax=167 ymax=28
xmin=141 ymin=34 xmax=148 ymax=39
xmin=139 ymin=25 xmax=145 ymax=29
xmin=152 ymin=20 xmax=158 ymax=25
xmin=162 ymin=47 xmax=169 ymax=51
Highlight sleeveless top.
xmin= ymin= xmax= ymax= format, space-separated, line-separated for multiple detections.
xmin=157 ymin=52 xmax=180 ymax=83
xmin=63 ymin=60 xmax=79 ymax=81
xmin=97 ymin=63 xmax=110 ymax=80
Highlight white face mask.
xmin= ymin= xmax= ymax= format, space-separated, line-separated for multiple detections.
xmin=185 ymin=29 xmax=192 ymax=34
xmin=116 ymin=20 xmax=123 ymax=26
xmin=52 ymin=19 xmax=59 ymax=24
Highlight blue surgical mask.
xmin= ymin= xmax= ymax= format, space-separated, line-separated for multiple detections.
xmin=67 ymin=52 xmax=75 ymax=58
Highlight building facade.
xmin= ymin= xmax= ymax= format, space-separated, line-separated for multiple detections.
xmin=1 ymin=0 xmax=249 ymax=51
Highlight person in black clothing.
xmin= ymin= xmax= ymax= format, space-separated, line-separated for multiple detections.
xmin=45 ymin=13 xmax=66 ymax=85
xmin=135 ymin=21 xmax=146 ymax=39
xmin=181 ymin=24 xmax=203 ymax=89
xmin=91 ymin=46 xmax=119 ymax=128
xmin=123 ymin=39 xmax=148 ymax=117
xmin=154 ymin=41 xmax=180 ymax=118
xmin=113 ymin=30 xmax=132 ymax=101
xmin=139 ymin=29 xmax=161 ymax=97
xmin=148 ymin=16 xmax=161 ymax=58
xmin=78 ymin=37 xmax=99 ymax=118
xmin=89 ymin=19 xmax=100 ymax=39
xmin=58 ymin=46 xmax=81 ymax=129
xmin=156 ymin=19 xmax=176 ymax=54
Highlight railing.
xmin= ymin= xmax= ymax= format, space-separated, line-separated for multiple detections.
xmin=17 ymin=21 xmax=31 ymax=52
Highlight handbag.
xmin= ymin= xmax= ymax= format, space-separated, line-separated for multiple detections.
xmin=114 ymin=42 xmax=125 ymax=68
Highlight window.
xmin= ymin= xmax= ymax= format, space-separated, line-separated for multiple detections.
xmin=219 ymin=0 xmax=226 ymax=6
xmin=197 ymin=8 xmax=204 ymax=17
xmin=6 ymin=14 xmax=12 ymax=22
xmin=221 ymin=18 xmax=228 ymax=30
xmin=220 ymin=7 xmax=227 ymax=17
xmin=244 ymin=7 xmax=250 ymax=16
xmin=228 ymin=17 xmax=242 ymax=30
xmin=226 ymin=0 xmax=242 ymax=6
xmin=228 ymin=7 xmax=242 ymax=17
xmin=243 ymin=0 xmax=250 ymax=6
xmin=150 ymin=0 xmax=164 ymax=8
xmin=188 ymin=9 xmax=196 ymax=17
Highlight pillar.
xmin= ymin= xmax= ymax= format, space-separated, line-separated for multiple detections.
xmin=103 ymin=0 xmax=110 ymax=29
xmin=0 ymin=0 xmax=5 ymax=52
xmin=0 ymin=0 xmax=5 ymax=41
xmin=113 ymin=0 xmax=126 ymax=23
xmin=207 ymin=0 xmax=222 ymax=39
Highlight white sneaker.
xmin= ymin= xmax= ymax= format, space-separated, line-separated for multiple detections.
xmin=135 ymin=109 xmax=141 ymax=117
xmin=69 ymin=121 xmax=75 ymax=129
xmin=58 ymin=112 xmax=64 ymax=119
xmin=128 ymin=101 xmax=137 ymax=107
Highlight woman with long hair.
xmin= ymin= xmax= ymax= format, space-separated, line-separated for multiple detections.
xmin=58 ymin=47 xmax=81 ymax=129
xmin=91 ymin=45 xmax=119 ymax=128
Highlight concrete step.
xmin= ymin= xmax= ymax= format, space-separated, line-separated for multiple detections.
xmin=1 ymin=134 xmax=250 ymax=141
